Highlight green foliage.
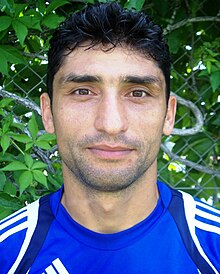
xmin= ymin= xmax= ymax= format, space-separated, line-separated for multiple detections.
xmin=0 ymin=98 xmax=61 ymax=218
xmin=0 ymin=0 xmax=220 ymax=219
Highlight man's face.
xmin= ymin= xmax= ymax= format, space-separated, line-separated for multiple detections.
xmin=41 ymin=46 xmax=176 ymax=192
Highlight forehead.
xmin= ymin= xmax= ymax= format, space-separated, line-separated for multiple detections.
xmin=55 ymin=46 xmax=165 ymax=85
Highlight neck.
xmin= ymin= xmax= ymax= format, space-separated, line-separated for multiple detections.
xmin=61 ymin=162 xmax=159 ymax=233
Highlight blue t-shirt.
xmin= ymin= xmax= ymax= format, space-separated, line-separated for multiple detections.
xmin=1 ymin=181 xmax=220 ymax=274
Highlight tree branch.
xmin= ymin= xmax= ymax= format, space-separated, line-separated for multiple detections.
xmin=22 ymin=52 xmax=48 ymax=61
xmin=161 ymin=143 xmax=220 ymax=179
xmin=164 ymin=16 xmax=220 ymax=35
xmin=172 ymin=92 xmax=204 ymax=136
xmin=0 ymin=88 xmax=41 ymax=115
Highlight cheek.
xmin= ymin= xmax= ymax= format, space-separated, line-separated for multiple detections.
xmin=53 ymin=105 xmax=93 ymax=138
xmin=128 ymin=105 xmax=165 ymax=131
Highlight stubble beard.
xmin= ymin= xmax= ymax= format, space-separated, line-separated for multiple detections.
xmin=60 ymin=134 xmax=161 ymax=194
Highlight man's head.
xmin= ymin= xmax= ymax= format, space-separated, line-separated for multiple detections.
xmin=47 ymin=1 xmax=170 ymax=103
xmin=41 ymin=2 xmax=176 ymax=193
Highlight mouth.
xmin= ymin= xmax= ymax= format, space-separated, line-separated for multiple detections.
xmin=87 ymin=144 xmax=134 ymax=159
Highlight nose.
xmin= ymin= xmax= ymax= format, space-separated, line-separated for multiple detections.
xmin=94 ymin=93 xmax=128 ymax=135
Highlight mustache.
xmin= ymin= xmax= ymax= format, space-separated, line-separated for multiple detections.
xmin=78 ymin=133 xmax=142 ymax=148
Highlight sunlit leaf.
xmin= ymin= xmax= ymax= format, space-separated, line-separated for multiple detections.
xmin=28 ymin=113 xmax=39 ymax=141
xmin=0 ymin=45 xmax=25 ymax=74
xmin=19 ymin=170 xmax=33 ymax=194
xmin=12 ymin=19 xmax=28 ymax=47
xmin=1 ymin=134 xmax=10 ymax=154
xmin=42 ymin=14 xmax=65 ymax=29
xmin=11 ymin=134 xmax=32 ymax=143
xmin=36 ymin=140 xmax=51 ymax=150
xmin=19 ymin=16 xmax=42 ymax=31
xmin=32 ymin=161 xmax=47 ymax=170
xmin=24 ymin=153 xmax=34 ymax=169
xmin=37 ymin=133 xmax=56 ymax=142
xmin=4 ymin=181 xmax=17 ymax=196
xmin=1 ymin=161 xmax=27 ymax=171
xmin=33 ymin=170 xmax=48 ymax=188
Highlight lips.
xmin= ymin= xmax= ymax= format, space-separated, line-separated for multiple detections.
xmin=87 ymin=144 xmax=134 ymax=159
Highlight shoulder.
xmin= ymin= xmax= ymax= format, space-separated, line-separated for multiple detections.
xmin=0 ymin=199 xmax=40 ymax=273
xmin=177 ymin=190 xmax=220 ymax=272
xmin=159 ymin=182 xmax=220 ymax=272
xmin=0 ymin=190 xmax=61 ymax=274
xmin=1 ymin=199 xmax=40 ymax=243
xmin=180 ymin=190 xmax=220 ymax=235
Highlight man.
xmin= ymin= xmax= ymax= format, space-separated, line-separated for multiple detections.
xmin=1 ymin=2 xmax=219 ymax=273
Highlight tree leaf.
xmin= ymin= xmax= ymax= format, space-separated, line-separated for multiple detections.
xmin=32 ymin=161 xmax=47 ymax=170
xmin=14 ymin=3 xmax=27 ymax=17
xmin=0 ymin=16 xmax=12 ymax=31
xmin=167 ymin=32 xmax=182 ymax=54
xmin=0 ymin=207 xmax=14 ymax=220
xmin=0 ymin=45 xmax=25 ymax=74
xmin=25 ymin=142 xmax=34 ymax=151
xmin=36 ymin=0 xmax=46 ymax=14
xmin=33 ymin=170 xmax=48 ymax=188
xmin=19 ymin=170 xmax=33 ymax=194
xmin=28 ymin=113 xmax=38 ymax=140
xmin=12 ymin=19 xmax=28 ymax=47
xmin=24 ymin=153 xmax=34 ymax=169
xmin=0 ymin=0 xmax=14 ymax=14
xmin=36 ymin=140 xmax=51 ymax=150
xmin=19 ymin=16 xmax=42 ymax=31
xmin=1 ymin=134 xmax=10 ymax=154
xmin=212 ymin=115 xmax=220 ymax=126
xmin=0 ymin=152 xmax=15 ymax=162
xmin=46 ymin=0 xmax=70 ymax=13
xmin=11 ymin=134 xmax=32 ymax=143
xmin=37 ymin=133 xmax=56 ymax=142
xmin=210 ymin=70 xmax=220 ymax=91
xmin=0 ymin=48 xmax=8 ymax=75
xmin=0 ymin=98 xmax=14 ymax=108
xmin=4 ymin=181 xmax=17 ymax=196
xmin=124 ymin=0 xmax=145 ymax=11
xmin=0 ymin=171 xmax=6 ymax=191
xmin=0 ymin=193 xmax=22 ymax=211
xmin=1 ymin=161 xmax=27 ymax=171
xmin=42 ymin=14 xmax=65 ymax=29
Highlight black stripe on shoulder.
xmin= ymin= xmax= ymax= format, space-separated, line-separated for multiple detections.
xmin=168 ymin=188 xmax=215 ymax=274
xmin=15 ymin=194 xmax=54 ymax=274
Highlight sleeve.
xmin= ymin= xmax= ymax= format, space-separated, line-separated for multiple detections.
xmin=194 ymin=199 xmax=220 ymax=272
xmin=0 ymin=207 xmax=28 ymax=274
xmin=0 ymin=199 xmax=40 ymax=274
xmin=182 ymin=191 xmax=220 ymax=274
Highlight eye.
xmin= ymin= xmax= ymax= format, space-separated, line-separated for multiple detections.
xmin=129 ymin=90 xmax=148 ymax=98
xmin=73 ymin=89 xmax=93 ymax=95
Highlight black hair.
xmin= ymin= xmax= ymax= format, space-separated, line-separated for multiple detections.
xmin=47 ymin=2 xmax=170 ymax=103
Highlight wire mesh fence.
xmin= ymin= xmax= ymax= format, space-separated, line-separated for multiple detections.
xmin=0 ymin=0 xmax=219 ymax=209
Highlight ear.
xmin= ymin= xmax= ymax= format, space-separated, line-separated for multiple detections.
xmin=163 ymin=95 xmax=177 ymax=136
xmin=40 ymin=93 xmax=55 ymax=134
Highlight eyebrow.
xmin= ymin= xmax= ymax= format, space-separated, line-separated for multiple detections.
xmin=122 ymin=75 xmax=161 ymax=85
xmin=59 ymin=74 xmax=100 ymax=85
xmin=59 ymin=73 xmax=161 ymax=86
